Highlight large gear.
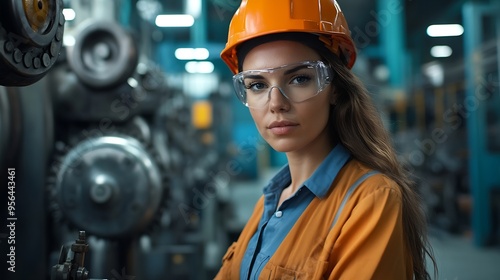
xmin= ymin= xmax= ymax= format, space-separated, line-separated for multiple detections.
xmin=47 ymin=132 xmax=168 ymax=239
xmin=0 ymin=0 xmax=65 ymax=86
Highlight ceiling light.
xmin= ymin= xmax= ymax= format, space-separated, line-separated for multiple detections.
xmin=185 ymin=61 xmax=214 ymax=74
xmin=175 ymin=48 xmax=209 ymax=60
xmin=186 ymin=0 xmax=202 ymax=18
xmin=427 ymin=24 xmax=464 ymax=37
xmin=430 ymin=45 xmax=453 ymax=58
xmin=155 ymin=14 xmax=194 ymax=27
xmin=62 ymin=8 xmax=76 ymax=21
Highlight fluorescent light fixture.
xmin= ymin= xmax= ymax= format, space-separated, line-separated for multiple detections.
xmin=427 ymin=24 xmax=464 ymax=37
xmin=62 ymin=8 xmax=76 ymax=21
xmin=175 ymin=48 xmax=209 ymax=60
xmin=155 ymin=14 xmax=194 ymax=27
xmin=186 ymin=0 xmax=202 ymax=18
xmin=431 ymin=45 xmax=453 ymax=58
xmin=185 ymin=61 xmax=214 ymax=74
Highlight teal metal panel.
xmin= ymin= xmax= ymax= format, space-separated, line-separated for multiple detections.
xmin=463 ymin=1 xmax=500 ymax=246
xmin=378 ymin=0 xmax=406 ymax=88
xmin=191 ymin=0 xmax=208 ymax=44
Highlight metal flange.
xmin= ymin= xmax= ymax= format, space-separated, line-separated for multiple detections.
xmin=66 ymin=20 xmax=138 ymax=89
xmin=0 ymin=0 xmax=64 ymax=86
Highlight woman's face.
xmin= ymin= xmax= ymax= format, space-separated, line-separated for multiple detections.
xmin=241 ymin=40 xmax=335 ymax=154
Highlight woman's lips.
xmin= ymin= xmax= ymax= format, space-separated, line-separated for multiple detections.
xmin=268 ymin=120 xmax=299 ymax=135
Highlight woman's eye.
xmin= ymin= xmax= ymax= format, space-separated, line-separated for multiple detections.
xmin=245 ymin=82 xmax=267 ymax=92
xmin=291 ymin=75 xmax=311 ymax=85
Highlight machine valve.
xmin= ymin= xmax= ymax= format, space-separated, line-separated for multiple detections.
xmin=51 ymin=231 xmax=105 ymax=280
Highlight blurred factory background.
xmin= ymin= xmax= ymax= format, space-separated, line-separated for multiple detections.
xmin=0 ymin=0 xmax=499 ymax=279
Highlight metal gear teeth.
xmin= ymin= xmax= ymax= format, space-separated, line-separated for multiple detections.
xmin=46 ymin=126 xmax=171 ymax=239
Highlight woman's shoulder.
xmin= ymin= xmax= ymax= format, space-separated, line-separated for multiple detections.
xmin=337 ymin=158 xmax=401 ymax=198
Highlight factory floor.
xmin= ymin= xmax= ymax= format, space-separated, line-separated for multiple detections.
xmin=427 ymin=228 xmax=500 ymax=280
xmin=228 ymin=167 xmax=500 ymax=280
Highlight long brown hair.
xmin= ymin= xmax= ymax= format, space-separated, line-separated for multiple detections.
xmin=323 ymin=51 xmax=438 ymax=279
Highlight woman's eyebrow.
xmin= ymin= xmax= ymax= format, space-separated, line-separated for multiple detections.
xmin=283 ymin=65 xmax=309 ymax=75
xmin=242 ymin=74 xmax=264 ymax=79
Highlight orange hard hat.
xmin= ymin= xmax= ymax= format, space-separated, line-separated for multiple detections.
xmin=220 ymin=0 xmax=357 ymax=74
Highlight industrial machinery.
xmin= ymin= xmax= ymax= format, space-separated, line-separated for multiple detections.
xmin=0 ymin=0 xmax=65 ymax=172
xmin=1 ymin=5 xmax=232 ymax=279
xmin=0 ymin=0 xmax=65 ymax=87
xmin=51 ymin=231 xmax=93 ymax=280
xmin=43 ymin=18 xmax=230 ymax=279
xmin=0 ymin=1 xmax=65 ymax=280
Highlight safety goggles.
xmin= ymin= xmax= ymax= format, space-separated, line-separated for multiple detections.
xmin=232 ymin=61 xmax=332 ymax=109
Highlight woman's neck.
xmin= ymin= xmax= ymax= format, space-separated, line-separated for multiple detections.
xmin=285 ymin=140 xmax=335 ymax=193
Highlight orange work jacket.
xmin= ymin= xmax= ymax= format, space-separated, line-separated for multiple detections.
xmin=215 ymin=159 xmax=413 ymax=279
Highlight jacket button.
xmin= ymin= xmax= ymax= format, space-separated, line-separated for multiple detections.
xmin=275 ymin=211 xmax=283 ymax=218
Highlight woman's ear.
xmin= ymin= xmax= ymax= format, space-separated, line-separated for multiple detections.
xmin=329 ymin=89 xmax=338 ymax=105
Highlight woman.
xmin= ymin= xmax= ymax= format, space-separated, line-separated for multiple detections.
xmin=216 ymin=0 xmax=437 ymax=279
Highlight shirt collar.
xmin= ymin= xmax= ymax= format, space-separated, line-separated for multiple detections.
xmin=263 ymin=144 xmax=351 ymax=198
xmin=305 ymin=144 xmax=351 ymax=198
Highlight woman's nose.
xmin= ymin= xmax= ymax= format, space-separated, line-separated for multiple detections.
xmin=268 ymin=86 xmax=290 ymax=112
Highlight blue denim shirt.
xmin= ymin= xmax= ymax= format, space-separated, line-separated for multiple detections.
xmin=239 ymin=144 xmax=351 ymax=280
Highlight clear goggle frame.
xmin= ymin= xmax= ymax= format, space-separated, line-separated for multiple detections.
xmin=232 ymin=60 xmax=333 ymax=109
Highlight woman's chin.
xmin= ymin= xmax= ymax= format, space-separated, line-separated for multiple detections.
xmin=268 ymin=142 xmax=297 ymax=153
